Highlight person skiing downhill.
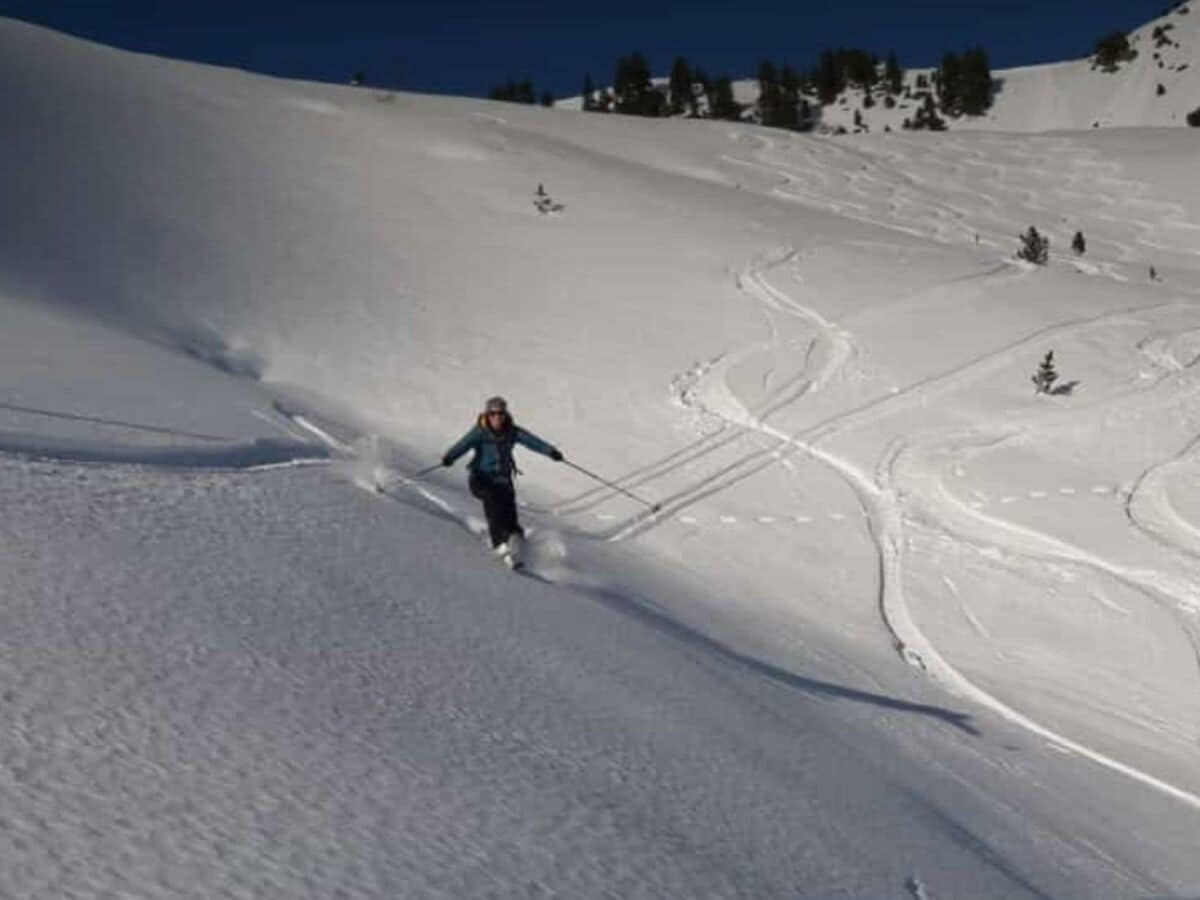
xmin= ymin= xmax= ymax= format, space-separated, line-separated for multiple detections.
xmin=442 ymin=396 xmax=563 ymax=566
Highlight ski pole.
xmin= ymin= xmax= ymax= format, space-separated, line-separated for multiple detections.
xmin=563 ymin=459 xmax=661 ymax=512
xmin=379 ymin=463 xmax=441 ymax=493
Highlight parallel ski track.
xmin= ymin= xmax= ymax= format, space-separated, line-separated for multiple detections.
xmin=628 ymin=241 xmax=1200 ymax=812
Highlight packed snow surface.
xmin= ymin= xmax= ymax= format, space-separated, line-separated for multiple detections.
xmin=2 ymin=15 xmax=1200 ymax=898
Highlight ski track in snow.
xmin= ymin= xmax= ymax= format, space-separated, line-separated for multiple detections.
xmin=723 ymin=131 xmax=1200 ymax=278
xmin=623 ymin=243 xmax=1200 ymax=813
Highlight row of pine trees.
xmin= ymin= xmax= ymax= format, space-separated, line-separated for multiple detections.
xmin=491 ymin=47 xmax=994 ymax=132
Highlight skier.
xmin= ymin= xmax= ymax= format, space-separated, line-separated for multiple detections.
xmin=442 ymin=396 xmax=563 ymax=567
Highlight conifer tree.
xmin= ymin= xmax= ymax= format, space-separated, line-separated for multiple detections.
xmin=669 ymin=56 xmax=694 ymax=116
xmin=958 ymin=48 xmax=993 ymax=115
xmin=938 ymin=52 xmax=962 ymax=114
xmin=907 ymin=93 xmax=946 ymax=130
xmin=710 ymin=75 xmax=739 ymax=120
xmin=844 ymin=50 xmax=878 ymax=89
xmin=1032 ymin=351 xmax=1058 ymax=395
xmin=1094 ymin=32 xmax=1136 ymax=71
xmin=1072 ymin=230 xmax=1086 ymax=255
xmin=614 ymin=52 xmax=660 ymax=116
xmin=815 ymin=50 xmax=842 ymax=104
xmin=613 ymin=56 xmax=632 ymax=109
xmin=1018 ymin=226 xmax=1050 ymax=264
xmin=885 ymin=51 xmax=903 ymax=94
xmin=758 ymin=59 xmax=780 ymax=126
xmin=780 ymin=65 xmax=801 ymax=129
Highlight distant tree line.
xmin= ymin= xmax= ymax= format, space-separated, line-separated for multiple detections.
xmin=488 ymin=78 xmax=555 ymax=107
xmin=487 ymin=44 xmax=997 ymax=132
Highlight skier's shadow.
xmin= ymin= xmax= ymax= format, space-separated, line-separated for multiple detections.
xmin=572 ymin=578 xmax=980 ymax=736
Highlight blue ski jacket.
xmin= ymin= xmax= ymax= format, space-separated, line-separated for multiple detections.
xmin=443 ymin=414 xmax=560 ymax=482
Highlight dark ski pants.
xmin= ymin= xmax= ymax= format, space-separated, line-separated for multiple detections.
xmin=469 ymin=473 xmax=524 ymax=548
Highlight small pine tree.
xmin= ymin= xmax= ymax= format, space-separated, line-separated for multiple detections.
xmin=540 ymin=91 xmax=555 ymax=107
xmin=959 ymin=47 xmax=993 ymax=115
xmin=1072 ymin=230 xmax=1086 ymax=255
xmin=779 ymin=65 xmax=802 ymax=129
xmin=937 ymin=52 xmax=962 ymax=114
xmin=1018 ymin=226 xmax=1049 ymax=265
xmin=1032 ymin=351 xmax=1058 ymax=395
xmin=1188 ymin=107 xmax=1200 ymax=126
xmin=908 ymin=93 xmax=946 ymax=130
xmin=1157 ymin=82 xmax=1167 ymax=96
xmin=814 ymin=50 xmax=842 ymax=104
xmin=710 ymin=75 xmax=739 ymax=120
xmin=669 ymin=56 xmax=693 ymax=116
xmin=757 ymin=59 xmax=780 ymax=125
xmin=351 ymin=70 xmax=366 ymax=86
xmin=614 ymin=51 xmax=660 ymax=117
xmin=885 ymin=51 xmax=904 ymax=94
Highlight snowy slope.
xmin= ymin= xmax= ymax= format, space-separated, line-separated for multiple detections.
xmin=976 ymin=3 xmax=1200 ymax=131
xmin=3 ymin=15 xmax=1200 ymax=898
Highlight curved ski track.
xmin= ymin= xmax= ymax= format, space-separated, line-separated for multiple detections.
xmin=616 ymin=239 xmax=1200 ymax=812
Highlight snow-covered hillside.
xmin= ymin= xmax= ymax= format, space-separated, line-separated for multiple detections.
xmin=3 ymin=15 xmax=1200 ymax=898
xmin=813 ymin=0 xmax=1200 ymax=133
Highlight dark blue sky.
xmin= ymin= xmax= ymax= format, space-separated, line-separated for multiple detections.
xmin=0 ymin=0 xmax=1170 ymax=98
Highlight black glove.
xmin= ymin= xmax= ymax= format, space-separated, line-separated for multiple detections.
xmin=550 ymin=448 xmax=564 ymax=462
xmin=441 ymin=455 xmax=453 ymax=468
